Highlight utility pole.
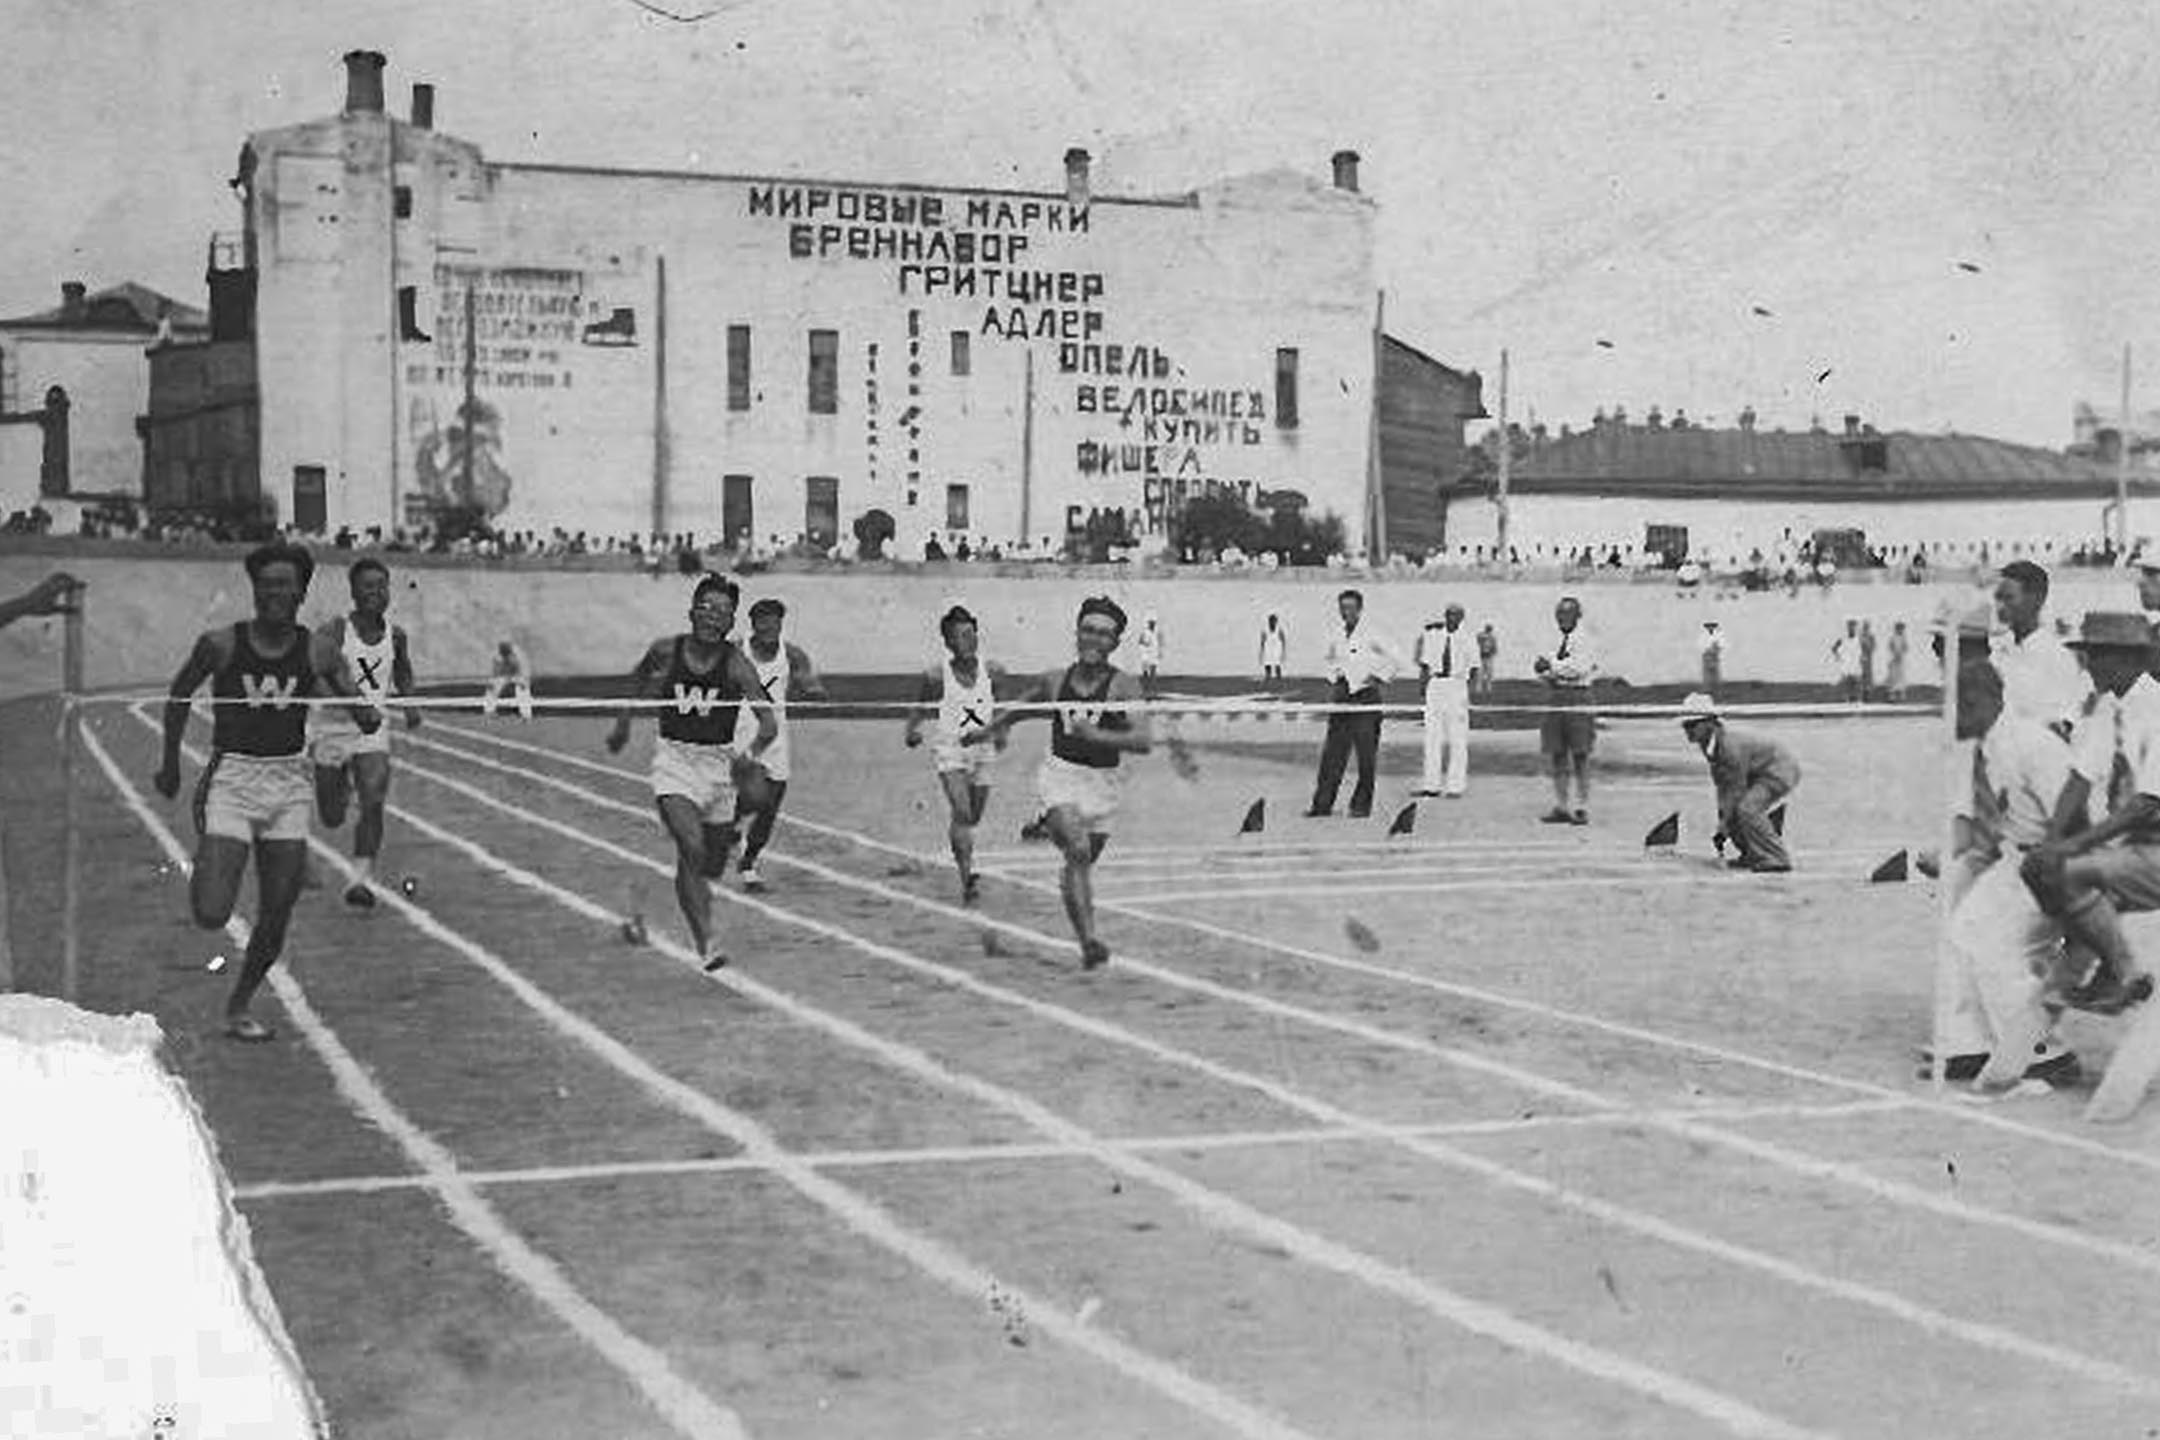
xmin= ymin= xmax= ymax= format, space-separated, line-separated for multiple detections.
xmin=1495 ymin=348 xmax=1512 ymax=563
xmin=652 ymin=255 xmax=669 ymax=537
xmin=460 ymin=281 xmax=477 ymax=515
xmin=1366 ymin=290 xmax=1387 ymax=561
xmin=1020 ymin=347 xmax=1035 ymax=545
xmin=2118 ymin=342 xmax=2134 ymax=554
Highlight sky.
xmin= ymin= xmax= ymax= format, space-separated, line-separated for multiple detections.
xmin=4 ymin=0 xmax=2156 ymax=447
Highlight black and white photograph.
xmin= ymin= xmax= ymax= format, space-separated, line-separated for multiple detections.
xmin=4 ymin=3 xmax=2160 ymax=1435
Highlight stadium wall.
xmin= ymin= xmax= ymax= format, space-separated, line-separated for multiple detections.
xmin=4 ymin=550 xmax=2135 ymax=702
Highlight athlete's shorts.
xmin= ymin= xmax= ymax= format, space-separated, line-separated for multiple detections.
xmin=310 ymin=722 xmax=389 ymax=767
xmin=732 ymin=711 xmax=791 ymax=782
xmin=195 ymin=752 xmax=313 ymax=843
xmin=650 ymin=736 xmax=739 ymax=821
xmin=1037 ymin=754 xmax=1121 ymax=834
xmin=933 ymin=734 xmax=996 ymax=779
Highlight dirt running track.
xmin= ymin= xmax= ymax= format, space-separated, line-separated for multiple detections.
xmin=12 ymin=692 xmax=2160 ymax=1439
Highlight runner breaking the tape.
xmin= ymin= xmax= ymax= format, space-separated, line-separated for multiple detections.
xmin=606 ymin=574 xmax=777 ymax=970
xmin=969 ymin=595 xmax=1151 ymax=969
xmin=154 ymin=542 xmax=379 ymax=1043
xmin=904 ymin=603 xmax=1008 ymax=905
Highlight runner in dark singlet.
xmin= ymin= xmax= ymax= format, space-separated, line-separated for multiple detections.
xmin=969 ymin=596 xmax=1152 ymax=969
xmin=606 ymin=574 xmax=777 ymax=970
xmin=154 ymin=542 xmax=377 ymax=1042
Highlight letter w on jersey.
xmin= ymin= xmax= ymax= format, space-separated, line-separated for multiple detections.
xmin=241 ymin=674 xmax=300 ymax=708
xmin=673 ymin=683 xmax=723 ymax=716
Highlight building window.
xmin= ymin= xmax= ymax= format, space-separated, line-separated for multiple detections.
xmin=805 ymin=476 xmax=839 ymax=548
xmin=808 ymin=330 xmax=838 ymax=414
xmin=292 ymin=465 xmax=327 ymax=534
xmin=946 ymin=483 xmax=970 ymax=532
xmin=397 ymin=286 xmax=431 ymax=343
xmin=723 ymin=474 xmax=754 ymax=550
xmin=393 ymin=185 xmax=413 ymax=219
xmin=727 ymin=325 xmax=751 ymax=412
xmin=950 ymin=331 xmax=971 ymax=377
xmin=1275 ymin=347 xmax=1299 ymax=430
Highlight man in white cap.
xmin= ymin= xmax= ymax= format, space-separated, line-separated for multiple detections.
xmin=1677 ymin=692 xmax=1800 ymax=872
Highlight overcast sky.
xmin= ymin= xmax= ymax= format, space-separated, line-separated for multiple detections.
xmin=5 ymin=0 xmax=2155 ymax=446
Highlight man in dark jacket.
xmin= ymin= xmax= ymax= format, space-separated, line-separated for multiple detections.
xmin=1678 ymin=692 xmax=1800 ymax=872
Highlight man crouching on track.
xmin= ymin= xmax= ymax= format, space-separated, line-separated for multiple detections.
xmin=606 ymin=574 xmax=777 ymax=971
xmin=969 ymin=596 xmax=1150 ymax=970
xmin=155 ymin=542 xmax=379 ymax=1043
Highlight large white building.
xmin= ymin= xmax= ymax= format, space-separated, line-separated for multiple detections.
xmin=1446 ymin=409 xmax=2160 ymax=562
xmin=229 ymin=51 xmax=1391 ymax=553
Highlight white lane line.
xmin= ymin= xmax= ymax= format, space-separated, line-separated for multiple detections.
xmin=112 ymin=714 xmax=1314 ymax=1440
xmin=390 ymin=748 xmax=1834 ymax=1440
xmin=83 ymin=722 xmax=751 ymax=1440
xmin=433 ymin=723 xmax=2160 ymax=1181
xmin=400 ymin=742 xmax=2160 ymax=1406
xmin=989 ymin=841 xmax=1914 ymax=876
xmin=236 ymin=1100 xmax=1920 ymax=1201
xmin=1104 ymin=871 xmax=1862 ymax=905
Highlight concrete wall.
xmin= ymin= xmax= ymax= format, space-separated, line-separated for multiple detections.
xmin=9 ymin=548 xmax=2129 ymax=703
xmin=246 ymin=102 xmax=1377 ymax=553
xmin=0 ymin=332 xmax=151 ymax=502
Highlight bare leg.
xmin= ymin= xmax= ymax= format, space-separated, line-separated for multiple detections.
xmin=226 ymin=838 xmax=307 ymax=1031
xmin=314 ymin=763 xmax=352 ymax=828
xmin=938 ymin=770 xmax=981 ymax=898
xmin=190 ymin=836 xmax=251 ymax=929
xmin=1045 ymin=805 xmax=1107 ymax=965
xmin=656 ymin=797 xmax=714 ymax=956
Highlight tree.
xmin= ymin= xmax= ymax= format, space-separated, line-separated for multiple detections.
xmin=1172 ymin=488 xmax=1265 ymax=557
xmin=852 ymin=508 xmax=896 ymax=560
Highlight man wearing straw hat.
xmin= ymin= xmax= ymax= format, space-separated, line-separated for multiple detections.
xmin=1676 ymin=692 xmax=1800 ymax=872
xmin=2020 ymin=610 xmax=2160 ymax=1015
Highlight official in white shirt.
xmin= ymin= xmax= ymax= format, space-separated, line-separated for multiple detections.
xmin=1991 ymin=560 xmax=2086 ymax=730
xmin=1414 ymin=603 xmax=1475 ymax=797
xmin=1307 ymin=589 xmax=1406 ymax=818
xmin=1534 ymin=596 xmax=1598 ymax=824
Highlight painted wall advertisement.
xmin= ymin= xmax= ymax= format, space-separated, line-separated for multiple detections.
xmin=402 ymin=264 xmax=645 ymax=525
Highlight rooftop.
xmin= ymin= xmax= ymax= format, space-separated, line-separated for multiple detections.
xmin=0 ymin=282 xmax=209 ymax=335
xmin=1491 ymin=414 xmax=2145 ymax=502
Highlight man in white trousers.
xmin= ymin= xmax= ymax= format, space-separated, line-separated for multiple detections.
xmin=1414 ymin=603 xmax=1475 ymax=797
xmin=1936 ymin=660 xmax=2082 ymax=1089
